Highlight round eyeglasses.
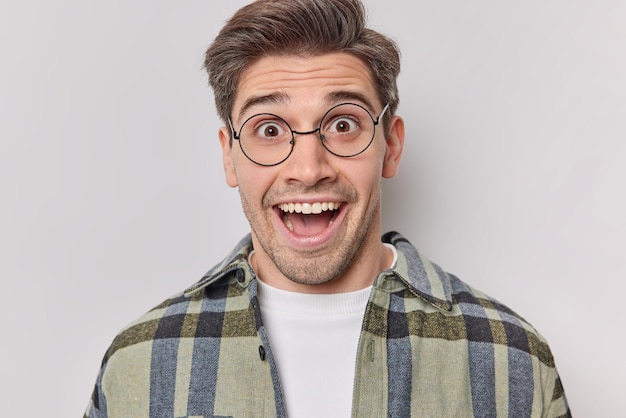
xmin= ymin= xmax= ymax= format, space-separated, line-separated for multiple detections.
xmin=228 ymin=102 xmax=390 ymax=166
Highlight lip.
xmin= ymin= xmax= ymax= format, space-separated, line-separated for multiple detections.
xmin=272 ymin=198 xmax=348 ymax=249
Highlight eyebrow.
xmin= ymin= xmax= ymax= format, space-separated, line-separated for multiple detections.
xmin=237 ymin=93 xmax=289 ymax=122
xmin=325 ymin=91 xmax=376 ymax=113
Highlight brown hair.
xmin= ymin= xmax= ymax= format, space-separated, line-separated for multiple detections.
xmin=204 ymin=0 xmax=401 ymax=134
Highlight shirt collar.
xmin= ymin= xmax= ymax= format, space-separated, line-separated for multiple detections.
xmin=184 ymin=235 xmax=254 ymax=296
xmin=185 ymin=231 xmax=453 ymax=312
xmin=381 ymin=231 xmax=453 ymax=312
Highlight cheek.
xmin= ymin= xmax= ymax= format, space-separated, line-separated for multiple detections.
xmin=344 ymin=163 xmax=383 ymax=202
xmin=234 ymin=163 xmax=277 ymax=205
xmin=353 ymin=151 xmax=386 ymax=187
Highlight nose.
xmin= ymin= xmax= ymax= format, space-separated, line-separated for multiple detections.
xmin=282 ymin=129 xmax=337 ymax=186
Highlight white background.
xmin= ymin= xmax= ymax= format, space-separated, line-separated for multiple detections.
xmin=1 ymin=0 xmax=624 ymax=416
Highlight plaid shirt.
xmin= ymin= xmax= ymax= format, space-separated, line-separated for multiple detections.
xmin=85 ymin=231 xmax=570 ymax=417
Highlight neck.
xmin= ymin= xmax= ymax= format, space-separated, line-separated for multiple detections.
xmin=250 ymin=233 xmax=392 ymax=294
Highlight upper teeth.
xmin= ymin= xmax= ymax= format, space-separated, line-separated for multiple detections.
xmin=279 ymin=202 xmax=341 ymax=214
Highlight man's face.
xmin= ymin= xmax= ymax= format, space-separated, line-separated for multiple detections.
xmin=219 ymin=53 xmax=404 ymax=292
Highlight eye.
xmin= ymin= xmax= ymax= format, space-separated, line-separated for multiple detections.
xmin=254 ymin=121 xmax=288 ymax=140
xmin=326 ymin=117 xmax=359 ymax=134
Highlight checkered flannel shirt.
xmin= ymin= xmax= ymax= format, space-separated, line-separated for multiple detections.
xmin=84 ymin=231 xmax=571 ymax=417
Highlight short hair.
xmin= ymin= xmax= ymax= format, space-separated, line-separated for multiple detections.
xmin=204 ymin=0 xmax=401 ymax=134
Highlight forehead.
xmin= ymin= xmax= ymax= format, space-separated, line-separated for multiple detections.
xmin=233 ymin=53 xmax=379 ymax=119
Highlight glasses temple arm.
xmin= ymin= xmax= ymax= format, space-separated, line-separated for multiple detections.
xmin=376 ymin=103 xmax=391 ymax=124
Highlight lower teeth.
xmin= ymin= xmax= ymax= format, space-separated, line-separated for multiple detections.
xmin=281 ymin=211 xmax=338 ymax=233
xmin=284 ymin=217 xmax=294 ymax=232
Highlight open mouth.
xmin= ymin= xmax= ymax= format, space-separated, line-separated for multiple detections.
xmin=277 ymin=202 xmax=342 ymax=237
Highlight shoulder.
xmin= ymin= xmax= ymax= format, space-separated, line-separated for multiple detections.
xmin=447 ymin=273 xmax=555 ymax=369
xmin=101 ymin=236 xmax=256 ymax=363
xmin=102 ymin=274 xmax=241 ymax=365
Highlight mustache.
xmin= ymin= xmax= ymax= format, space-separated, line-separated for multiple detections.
xmin=262 ymin=184 xmax=358 ymax=208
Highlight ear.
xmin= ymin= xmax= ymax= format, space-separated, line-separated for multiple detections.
xmin=382 ymin=115 xmax=405 ymax=179
xmin=219 ymin=126 xmax=239 ymax=188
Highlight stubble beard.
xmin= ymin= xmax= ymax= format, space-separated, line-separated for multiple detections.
xmin=240 ymin=184 xmax=381 ymax=286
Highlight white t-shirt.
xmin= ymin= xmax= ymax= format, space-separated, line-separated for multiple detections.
xmin=255 ymin=244 xmax=397 ymax=417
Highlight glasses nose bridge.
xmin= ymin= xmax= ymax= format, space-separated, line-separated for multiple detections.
xmin=290 ymin=126 xmax=326 ymax=149
xmin=291 ymin=126 xmax=322 ymax=141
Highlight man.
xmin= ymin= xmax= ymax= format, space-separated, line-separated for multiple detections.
xmin=85 ymin=0 xmax=570 ymax=416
